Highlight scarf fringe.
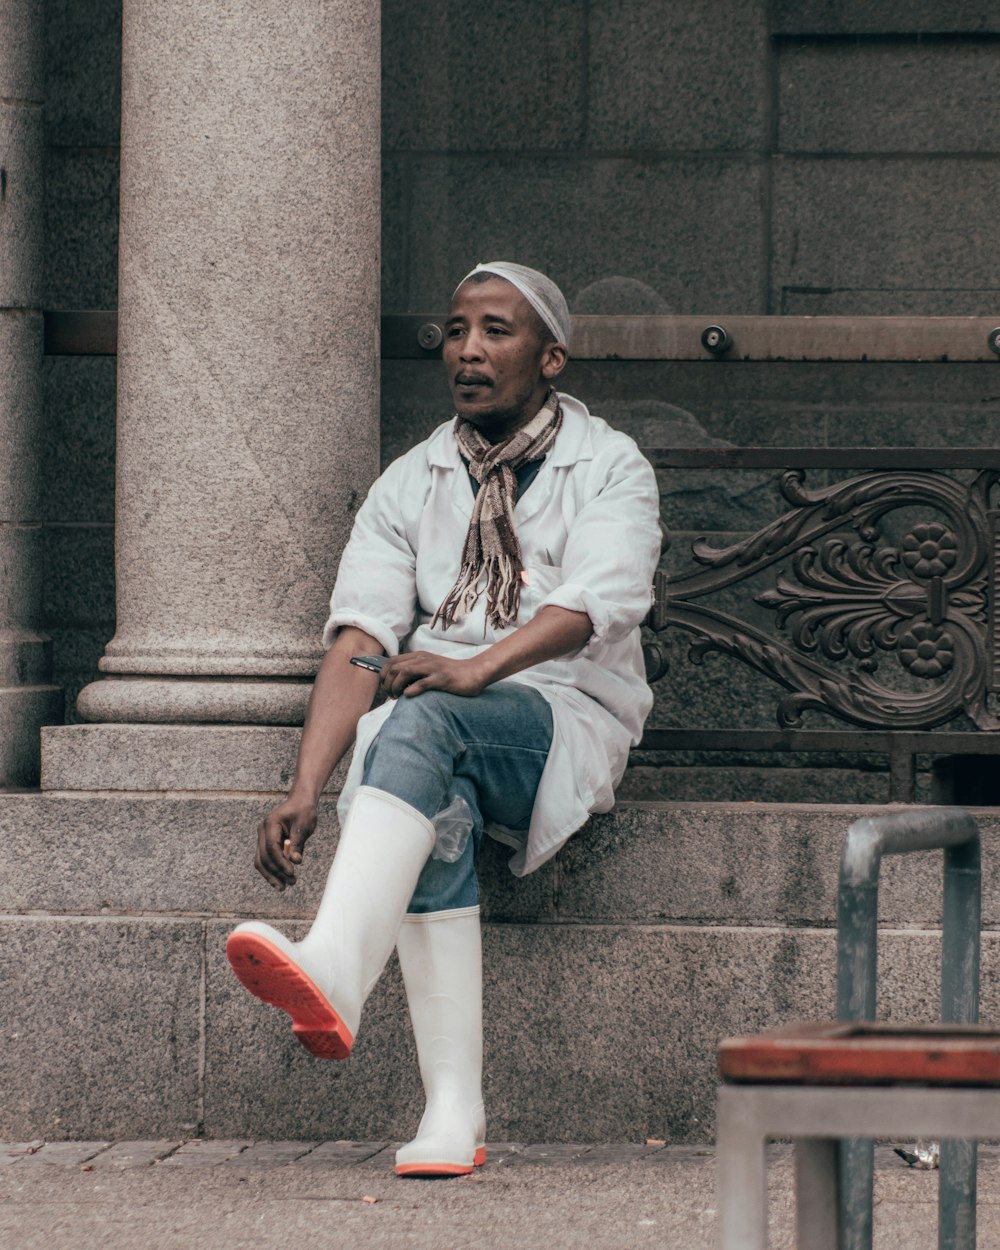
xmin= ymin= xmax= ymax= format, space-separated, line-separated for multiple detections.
xmin=483 ymin=553 xmax=519 ymax=631
xmin=431 ymin=561 xmax=482 ymax=631
xmin=432 ymin=554 xmax=521 ymax=632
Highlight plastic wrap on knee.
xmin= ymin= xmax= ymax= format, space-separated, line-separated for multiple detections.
xmin=430 ymin=795 xmax=475 ymax=863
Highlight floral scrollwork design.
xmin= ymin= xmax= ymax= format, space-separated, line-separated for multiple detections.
xmin=658 ymin=468 xmax=1000 ymax=731
xmin=901 ymin=522 xmax=958 ymax=579
xmin=898 ymin=620 xmax=954 ymax=677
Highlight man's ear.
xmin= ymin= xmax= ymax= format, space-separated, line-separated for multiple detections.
xmin=541 ymin=343 xmax=568 ymax=380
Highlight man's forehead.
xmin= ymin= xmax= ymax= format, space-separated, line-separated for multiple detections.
xmin=448 ymin=277 xmax=534 ymax=321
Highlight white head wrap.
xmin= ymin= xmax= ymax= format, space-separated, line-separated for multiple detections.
xmin=455 ymin=261 xmax=572 ymax=349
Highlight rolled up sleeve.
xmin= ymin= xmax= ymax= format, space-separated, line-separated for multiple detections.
xmin=322 ymin=459 xmax=419 ymax=656
xmin=536 ymin=439 xmax=661 ymax=658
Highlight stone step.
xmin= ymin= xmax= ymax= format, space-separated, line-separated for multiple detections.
xmin=41 ymin=724 xmax=902 ymax=804
xmin=7 ymin=790 xmax=999 ymax=926
xmin=40 ymin=724 xmax=347 ymax=794
xmin=2 ymin=791 xmax=997 ymax=1145
xmin=617 ymin=763 xmax=902 ymax=805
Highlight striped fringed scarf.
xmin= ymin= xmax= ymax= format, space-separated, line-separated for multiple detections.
xmin=432 ymin=391 xmax=563 ymax=632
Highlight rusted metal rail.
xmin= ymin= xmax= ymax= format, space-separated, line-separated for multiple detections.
xmin=389 ymin=313 xmax=1000 ymax=362
xmin=46 ymin=310 xmax=1000 ymax=363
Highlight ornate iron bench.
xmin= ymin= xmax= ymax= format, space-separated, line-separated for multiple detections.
xmin=640 ymin=445 xmax=1000 ymax=802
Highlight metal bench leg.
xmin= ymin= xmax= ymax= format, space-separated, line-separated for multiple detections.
xmin=796 ymin=1137 xmax=840 ymax=1250
xmin=939 ymin=1139 xmax=977 ymax=1250
xmin=838 ymin=1138 xmax=873 ymax=1250
xmin=940 ymin=837 xmax=981 ymax=1250
xmin=835 ymin=812 xmax=982 ymax=1250
xmin=717 ymin=1087 xmax=768 ymax=1250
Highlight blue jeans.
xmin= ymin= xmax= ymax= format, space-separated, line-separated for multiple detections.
xmin=361 ymin=684 xmax=554 ymax=914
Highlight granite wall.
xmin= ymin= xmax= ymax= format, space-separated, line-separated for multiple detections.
xmin=4 ymin=791 xmax=1000 ymax=1142
xmin=378 ymin=2 xmax=1000 ymax=769
xmin=40 ymin=1 xmax=1000 ymax=760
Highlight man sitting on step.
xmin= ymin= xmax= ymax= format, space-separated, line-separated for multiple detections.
xmin=227 ymin=261 xmax=661 ymax=1178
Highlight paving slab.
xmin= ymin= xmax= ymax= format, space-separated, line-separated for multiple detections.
xmin=293 ymin=1141 xmax=389 ymax=1167
xmin=0 ymin=1141 xmax=994 ymax=1250
xmin=157 ymin=1140 xmax=250 ymax=1168
xmin=0 ymin=1142 xmax=44 ymax=1166
xmin=90 ymin=1141 xmax=182 ymax=1169
xmin=583 ymin=1144 xmax=669 ymax=1163
xmin=220 ymin=1141 xmax=318 ymax=1168
xmin=14 ymin=1142 xmax=109 ymax=1167
xmin=499 ymin=1143 xmax=593 ymax=1167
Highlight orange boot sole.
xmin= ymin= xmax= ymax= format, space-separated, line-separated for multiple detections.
xmin=226 ymin=930 xmax=353 ymax=1061
xmin=396 ymin=1147 xmax=487 ymax=1178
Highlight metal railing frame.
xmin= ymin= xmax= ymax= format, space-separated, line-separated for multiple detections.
xmin=836 ymin=808 xmax=982 ymax=1250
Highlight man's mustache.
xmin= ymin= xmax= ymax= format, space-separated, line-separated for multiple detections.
xmin=455 ymin=372 xmax=493 ymax=387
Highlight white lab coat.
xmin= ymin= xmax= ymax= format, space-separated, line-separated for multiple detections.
xmin=323 ymin=392 xmax=662 ymax=876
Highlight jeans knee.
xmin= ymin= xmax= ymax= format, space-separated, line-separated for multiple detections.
xmin=379 ymin=691 xmax=460 ymax=750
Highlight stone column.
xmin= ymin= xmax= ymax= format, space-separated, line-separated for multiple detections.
xmin=78 ymin=1 xmax=380 ymax=725
xmin=0 ymin=0 xmax=64 ymax=783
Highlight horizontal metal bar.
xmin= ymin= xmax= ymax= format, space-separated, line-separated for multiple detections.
xmin=43 ymin=310 xmax=117 ymax=355
xmin=45 ymin=311 xmax=1000 ymax=363
xmin=718 ymin=1084 xmax=1000 ymax=1142
xmin=646 ymin=447 xmax=1000 ymax=469
xmin=384 ymin=314 xmax=1000 ymax=362
xmin=639 ymin=730 xmax=1000 ymax=753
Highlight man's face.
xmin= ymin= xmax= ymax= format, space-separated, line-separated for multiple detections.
xmin=443 ymin=277 xmax=564 ymax=441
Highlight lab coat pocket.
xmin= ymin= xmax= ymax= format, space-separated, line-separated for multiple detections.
xmin=519 ymin=561 xmax=564 ymax=623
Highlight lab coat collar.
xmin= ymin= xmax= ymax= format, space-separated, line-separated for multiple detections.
xmin=427 ymin=393 xmax=594 ymax=523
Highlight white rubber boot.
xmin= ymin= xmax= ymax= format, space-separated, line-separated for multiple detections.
xmin=227 ymin=786 xmax=435 ymax=1060
xmin=394 ymin=906 xmax=486 ymax=1177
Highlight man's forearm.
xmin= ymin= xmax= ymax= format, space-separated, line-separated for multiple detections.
xmin=290 ymin=627 xmax=385 ymax=802
xmin=373 ymin=606 xmax=593 ymax=700
xmin=474 ymin=605 xmax=592 ymax=686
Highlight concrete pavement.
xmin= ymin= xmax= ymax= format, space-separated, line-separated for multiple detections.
xmin=1 ymin=1139 xmax=996 ymax=1249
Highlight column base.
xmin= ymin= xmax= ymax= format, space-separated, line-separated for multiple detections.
xmin=76 ymin=677 xmax=312 ymax=726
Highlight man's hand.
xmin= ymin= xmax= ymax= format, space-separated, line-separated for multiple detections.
xmin=380 ymin=650 xmax=488 ymax=699
xmin=378 ymin=607 xmax=592 ymax=701
xmin=255 ymin=795 xmax=319 ymax=891
xmin=250 ymin=626 xmax=383 ymax=891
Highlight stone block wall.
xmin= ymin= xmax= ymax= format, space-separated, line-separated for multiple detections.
xmin=378 ymin=2 xmax=1000 ymax=763
xmin=5 ymin=791 xmax=999 ymax=1142
xmin=38 ymin=1 xmax=1000 ymax=755
xmin=381 ymin=3 xmax=1000 ymax=317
